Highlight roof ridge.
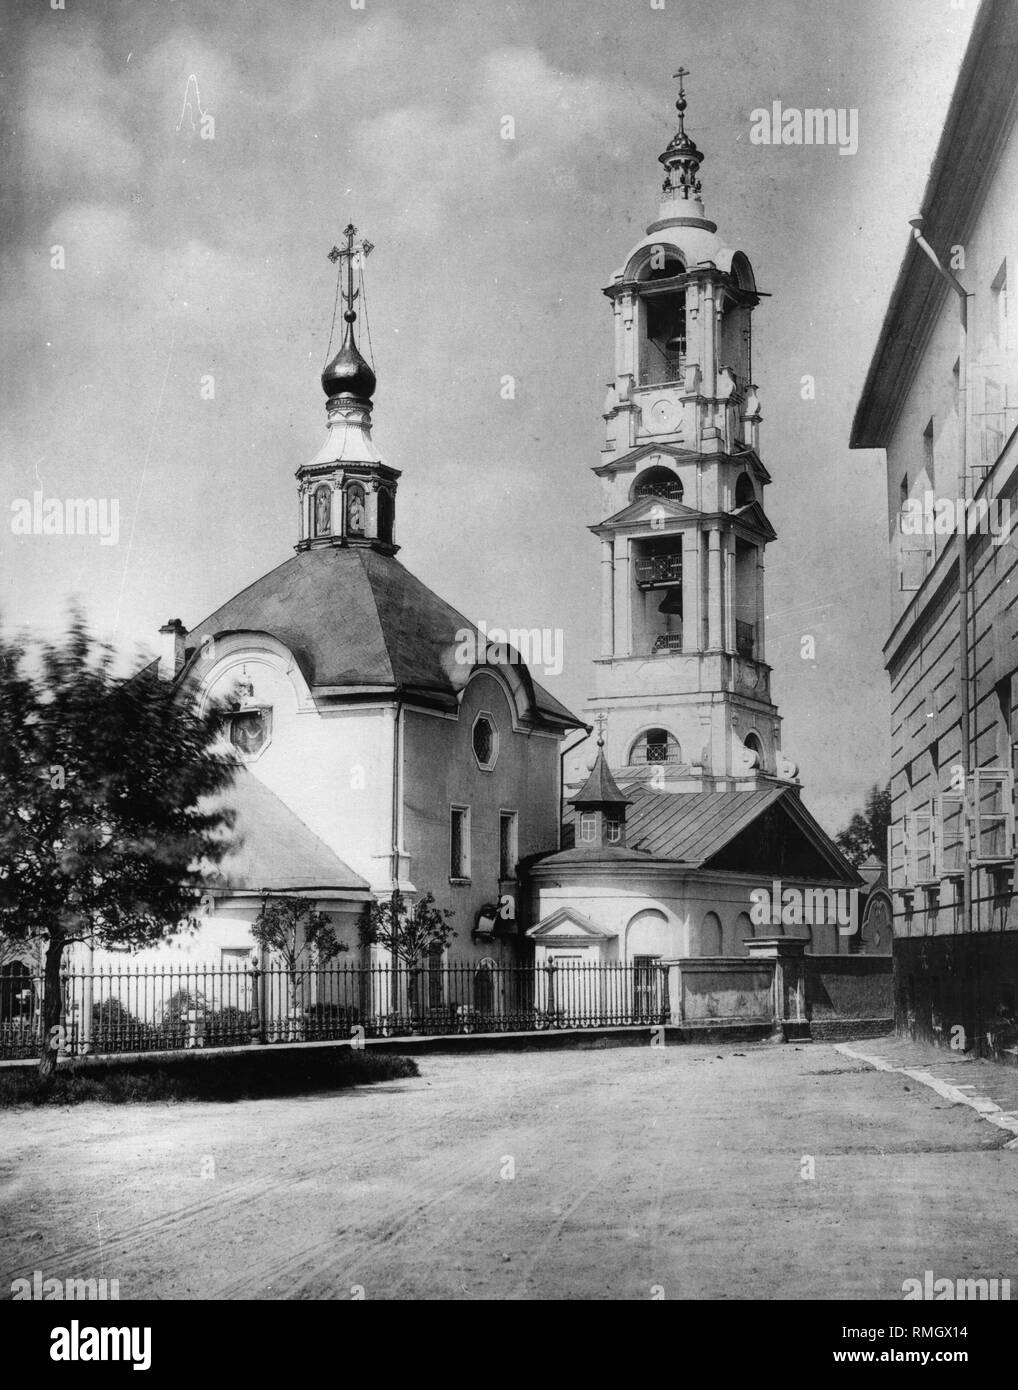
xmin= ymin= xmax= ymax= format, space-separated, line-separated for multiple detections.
xmin=356 ymin=548 xmax=398 ymax=687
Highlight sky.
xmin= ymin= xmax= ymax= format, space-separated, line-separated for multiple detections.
xmin=0 ymin=0 xmax=978 ymax=834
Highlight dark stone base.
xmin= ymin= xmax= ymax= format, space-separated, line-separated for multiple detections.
xmin=810 ymin=1018 xmax=893 ymax=1042
xmin=894 ymin=935 xmax=1018 ymax=1060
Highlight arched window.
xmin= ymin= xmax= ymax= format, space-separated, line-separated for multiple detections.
xmin=731 ymin=911 xmax=754 ymax=957
xmin=633 ymin=466 xmax=683 ymax=504
xmin=629 ymin=728 xmax=681 ymax=765
xmin=742 ymin=731 xmax=763 ymax=770
xmin=635 ymin=251 xmax=685 ymax=282
xmin=346 ymin=482 xmax=366 ymax=536
xmin=625 ymin=908 xmax=670 ymax=960
xmin=377 ymin=489 xmax=393 ymax=545
xmin=700 ymin=912 xmax=722 ymax=956
xmin=734 ymin=472 xmax=755 ymax=507
xmin=641 ymin=292 xmax=686 ymax=385
xmin=633 ymin=250 xmax=687 ymax=387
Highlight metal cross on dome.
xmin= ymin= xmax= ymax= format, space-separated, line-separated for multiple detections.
xmin=594 ymin=711 xmax=609 ymax=745
xmin=327 ymin=224 xmax=374 ymax=313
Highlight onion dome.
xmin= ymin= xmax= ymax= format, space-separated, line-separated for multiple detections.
xmin=322 ymin=312 xmax=376 ymax=400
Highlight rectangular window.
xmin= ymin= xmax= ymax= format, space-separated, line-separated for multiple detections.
xmin=499 ymin=810 xmax=518 ymax=881
xmin=606 ymin=817 xmax=622 ymax=844
xmin=450 ymin=806 xmax=470 ymax=880
xmin=579 ymin=813 xmax=596 ymax=843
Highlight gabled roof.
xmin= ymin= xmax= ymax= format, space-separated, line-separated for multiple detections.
xmin=205 ymin=768 xmax=371 ymax=895
xmin=593 ymin=441 xmax=704 ymax=477
xmin=526 ymin=905 xmax=618 ymax=940
xmin=592 ymin=494 xmax=697 ymax=531
xmin=175 ymin=546 xmax=582 ymax=731
xmin=730 ymin=500 xmax=777 ymax=542
xmin=560 ymin=782 xmax=859 ymax=882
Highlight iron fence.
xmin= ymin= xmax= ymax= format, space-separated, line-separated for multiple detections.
xmin=0 ymin=959 xmax=671 ymax=1059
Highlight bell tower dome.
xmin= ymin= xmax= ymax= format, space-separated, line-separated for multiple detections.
xmin=296 ymin=224 xmax=400 ymax=554
xmin=589 ymin=72 xmax=797 ymax=792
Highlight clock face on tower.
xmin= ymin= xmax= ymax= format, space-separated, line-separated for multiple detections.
xmin=645 ymin=396 xmax=680 ymax=435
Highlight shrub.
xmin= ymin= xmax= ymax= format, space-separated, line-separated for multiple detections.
xmin=0 ymin=1047 xmax=419 ymax=1106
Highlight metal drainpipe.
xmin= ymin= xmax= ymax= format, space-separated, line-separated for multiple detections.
xmin=909 ymin=220 xmax=975 ymax=1025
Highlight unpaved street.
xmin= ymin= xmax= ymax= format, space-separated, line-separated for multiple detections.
xmin=2 ymin=1040 xmax=1015 ymax=1300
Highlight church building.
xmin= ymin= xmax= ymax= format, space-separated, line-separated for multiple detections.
xmin=526 ymin=74 xmax=863 ymax=968
xmin=143 ymin=226 xmax=584 ymax=970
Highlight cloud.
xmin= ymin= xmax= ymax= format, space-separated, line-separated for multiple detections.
xmin=20 ymin=28 xmax=141 ymax=192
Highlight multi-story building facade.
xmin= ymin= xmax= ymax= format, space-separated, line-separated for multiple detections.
xmin=850 ymin=0 xmax=1018 ymax=1053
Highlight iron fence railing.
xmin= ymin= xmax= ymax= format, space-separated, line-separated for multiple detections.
xmin=0 ymin=960 xmax=672 ymax=1059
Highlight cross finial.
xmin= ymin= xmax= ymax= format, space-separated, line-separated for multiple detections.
xmin=672 ymin=66 xmax=690 ymax=128
xmin=326 ymin=225 xmax=375 ymax=322
xmin=594 ymin=712 xmax=609 ymax=747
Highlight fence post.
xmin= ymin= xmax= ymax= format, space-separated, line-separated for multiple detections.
xmin=248 ymin=961 xmax=267 ymax=1045
xmin=546 ymin=960 xmax=557 ymax=1026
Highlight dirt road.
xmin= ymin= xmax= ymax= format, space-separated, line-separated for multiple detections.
xmin=1 ymin=1040 xmax=1015 ymax=1300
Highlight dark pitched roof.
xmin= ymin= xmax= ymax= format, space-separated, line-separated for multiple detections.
xmin=568 ymin=747 xmax=632 ymax=807
xmin=177 ymin=546 xmax=581 ymax=730
xmin=559 ymin=781 xmax=859 ymax=882
xmin=206 ymin=768 xmax=371 ymax=895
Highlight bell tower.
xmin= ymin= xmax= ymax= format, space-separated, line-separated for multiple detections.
xmin=590 ymin=71 xmax=797 ymax=791
xmin=296 ymin=224 xmax=400 ymax=554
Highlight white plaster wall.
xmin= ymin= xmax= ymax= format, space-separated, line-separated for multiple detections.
xmin=196 ymin=637 xmax=397 ymax=893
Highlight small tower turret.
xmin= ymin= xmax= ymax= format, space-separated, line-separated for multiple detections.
xmin=568 ymin=729 xmax=633 ymax=849
xmin=296 ymin=225 xmax=400 ymax=553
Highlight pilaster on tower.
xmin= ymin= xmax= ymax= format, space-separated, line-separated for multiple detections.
xmin=587 ymin=72 xmax=798 ymax=794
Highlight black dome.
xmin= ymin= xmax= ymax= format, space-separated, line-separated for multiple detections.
xmin=321 ymin=335 xmax=376 ymax=400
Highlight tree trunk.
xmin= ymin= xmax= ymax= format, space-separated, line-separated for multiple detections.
xmin=38 ymin=937 xmax=65 ymax=1082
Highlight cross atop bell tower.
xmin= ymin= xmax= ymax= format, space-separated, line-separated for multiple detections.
xmin=587 ymin=74 xmax=798 ymax=794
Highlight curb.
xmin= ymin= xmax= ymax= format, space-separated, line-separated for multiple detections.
xmin=836 ymin=1042 xmax=1018 ymax=1149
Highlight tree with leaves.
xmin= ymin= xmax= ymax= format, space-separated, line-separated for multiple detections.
xmin=359 ymin=890 xmax=455 ymax=966
xmin=359 ymin=891 xmax=455 ymax=1024
xmin=251 ymin=895 xmax=347 ymax=1034
xmin=0 ymin=612 xmax=237 ymax=1079
xmin=834 ymin=782 xmax=892 ymax=868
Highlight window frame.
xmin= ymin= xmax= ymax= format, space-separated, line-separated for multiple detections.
xmin=470 ymin=711 xmax=499 ymax=772
xmin=450 ymin=804 xmax=472 ymax=882
xmin=499 ymin=809 xmax=519 ymax=881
